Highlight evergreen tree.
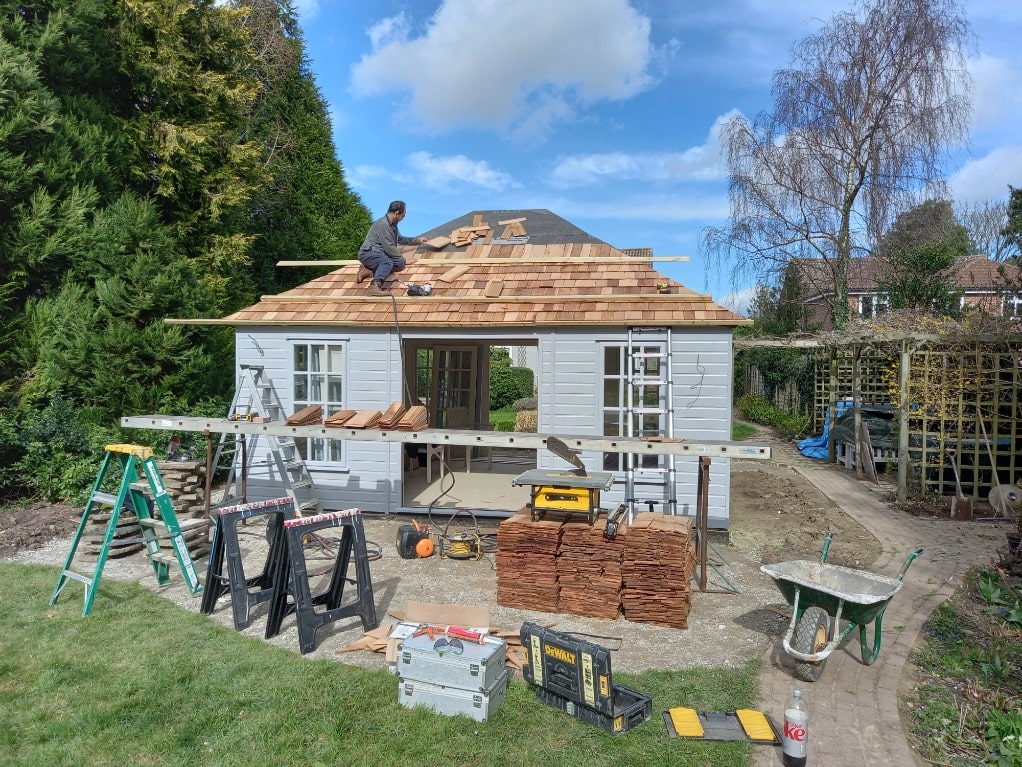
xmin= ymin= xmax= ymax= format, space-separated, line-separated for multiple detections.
xmin=1002 ymin=185 xmax=1022 ymax=263
xmin=236 ymin=0 xmax=371 ymax=295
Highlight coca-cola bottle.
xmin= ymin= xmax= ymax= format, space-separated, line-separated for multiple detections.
xmin=782 ymin=688 xmax=809 ymax=766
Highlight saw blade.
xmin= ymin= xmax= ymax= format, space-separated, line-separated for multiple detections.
xmin=545 ymin=436 xmax=587 ymax=475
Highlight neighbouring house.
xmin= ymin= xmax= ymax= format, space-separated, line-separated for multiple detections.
xmin=213 ymin=209 xmax=750 ymax=528
xmin=784 ymin=254 xmax=1022 ymax=330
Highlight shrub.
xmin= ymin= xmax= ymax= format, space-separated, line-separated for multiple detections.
xmin=737 ymin=394 xmax=811 ymax=439
xmin=512 ymin=397 xmax=537 ymax=412
xmin=515 ymin=410 xmax=537 ymax=432
xmin=491 ymin=415 xmax=516 ymax=431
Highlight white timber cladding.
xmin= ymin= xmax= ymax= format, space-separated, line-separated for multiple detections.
xmin=233 ymin=324 xmax=735 ymax=526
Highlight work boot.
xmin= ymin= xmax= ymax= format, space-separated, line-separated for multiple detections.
xmin=355 ymin=264 xmax=373 ymax=284
xmin=367 ymin=281 xmax=389 ymax=296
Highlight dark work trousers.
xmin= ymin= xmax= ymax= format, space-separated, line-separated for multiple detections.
xmin=358 ymin=248 xmax=406 ymax=283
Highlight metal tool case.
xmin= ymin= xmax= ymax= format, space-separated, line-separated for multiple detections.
xmin=397 ymin=633 xmax=507 ymax=691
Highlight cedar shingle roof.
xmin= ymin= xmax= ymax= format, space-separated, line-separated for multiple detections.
xmin=222 ymin=210 xmax=749 ymax=328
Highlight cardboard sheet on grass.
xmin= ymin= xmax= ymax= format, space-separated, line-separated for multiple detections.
xmin=336 ymin=601 xmax=527 ymax=670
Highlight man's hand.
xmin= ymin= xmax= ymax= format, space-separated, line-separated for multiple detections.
xmin=418 ymin=236 xmax=428 ymax=244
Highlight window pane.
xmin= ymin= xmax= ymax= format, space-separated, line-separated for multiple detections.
xmin=603 ymin=348 xmax=620 ymax=375
xmin=328 ymin=346 xmax=343 ymax=371
xmin=327 ymin=376 xmax=343 ymax=402
xmin=294 ymin=375 xmax=308 ymax=401
xmin=294 ymin=345 xmax=308 ymax=371
xmin=310 ymin=375 xmax=323 ymax=401
xmin=311 ymin=345 xmax=324 ymax=373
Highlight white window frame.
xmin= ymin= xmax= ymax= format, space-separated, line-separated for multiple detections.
xmin=291 ymin=341 xmax=346 ymax=465
xmin=1002 ymin=292 xmax=1022 ymax=318
xmin=599 ymin=343 xmax=666 ymax=471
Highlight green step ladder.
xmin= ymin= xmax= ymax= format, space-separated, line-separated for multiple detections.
xmin=51 ymin=444 xmax=204 ymax=616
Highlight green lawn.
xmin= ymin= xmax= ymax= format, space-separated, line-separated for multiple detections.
xmin=1 ymin=562 xmax=756 ymax=767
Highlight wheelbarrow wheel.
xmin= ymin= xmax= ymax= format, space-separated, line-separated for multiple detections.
xmin=793 ymin=606 xmax=830 ymax=682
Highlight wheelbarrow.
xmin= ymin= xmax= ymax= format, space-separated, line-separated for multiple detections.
xmin=760 ymin=534 xmax=923 ymax=682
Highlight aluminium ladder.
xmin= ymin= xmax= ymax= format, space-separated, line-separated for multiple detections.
xmin=211 ymin=365 xmax=322 ymax=517
xmin=624 ymin=327 xmax=678 ymax=521
xmin=51 ymin=444 xmax=204 ymax=616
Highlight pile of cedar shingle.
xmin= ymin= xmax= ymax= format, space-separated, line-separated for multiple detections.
xmin=285 ymin=405 xmax=322 ymax=426
xmin=620 ymin=512 xmax=696 ymax=629
xmin=396 ymin=405 xmax=428 ymax=430
xmin=556 ymin=518 xmax=624 ymax=620
xmin=494 ymin=509 xmax=561 ymax=612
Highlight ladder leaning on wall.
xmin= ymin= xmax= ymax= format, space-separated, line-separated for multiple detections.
xmin=624 ymin=327 xmax=678 ymax=522
xmin=211 ymin=365 xmax=322 ymax=517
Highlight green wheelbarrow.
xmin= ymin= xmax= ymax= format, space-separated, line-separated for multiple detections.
xmin=760 ymin=534 xmax=923 ymax=682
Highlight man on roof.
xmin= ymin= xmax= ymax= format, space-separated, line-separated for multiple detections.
xmin=356 ymin=200 xmax=428 ymax=296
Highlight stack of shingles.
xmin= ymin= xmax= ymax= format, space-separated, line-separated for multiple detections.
xmin=377 ymin=402 xmax=406 ymax=429
xmin=325 ymin=409 xmax=357 ymax=427
xmin=396 ymin=405 xmax=429 ymax=430
xmin=557 ymin=518 xmax=624 ymax=620
xmin=285 ymin=405 xmax=322 ymax=426
xmin=495 ymin=508 xmax=562 ymax=612
xmin=620 ymin=513 xmax=696 ymax=629
xmin=345 ymin=409 xmax=382 ymax=429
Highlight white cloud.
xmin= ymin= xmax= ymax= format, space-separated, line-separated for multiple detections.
xmin=347 ymin=163 xmax=405 ymax=190
xmin=715 ymin=285 xmax=759 ymax=315
xmin=553 ymin=194 xmax=730 ymax=222
xmin=404 ymin=152 xmax=517 ymax=191
xmin=350 ymin=0 xmax=656 ymax=139
xmin=969 ymin=54 xmax=1022 ymax=132
xmin=949 ymin=146 xmax=1022 ymax=203
xmin=549 ymin=110 xmax=738 ymax=187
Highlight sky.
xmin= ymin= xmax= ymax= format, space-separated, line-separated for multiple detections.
xmin=289 ymin=0 xmax=1022 ymax=313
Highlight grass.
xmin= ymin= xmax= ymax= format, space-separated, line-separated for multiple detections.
xmin=732 ymin=421 xmax=756 ymax=441
xmin=903 ymin=567 xmax=1022 ymax=767
xmin=1 ymin=562 xmax=757 ymax=767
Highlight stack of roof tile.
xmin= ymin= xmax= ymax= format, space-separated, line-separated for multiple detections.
xmin=324 ymin=409 xmax=357 ymax=427
xmin=620 ymin=513 xmax=695 ymax=629
xmin=285 ymin=405 xmax=322 ymax=426
xmin=495 ymin=508 xmax=562 ymax=612
xmin=556 ymin=519 xmax=624 ymax=620
xmin=396 ymin=405 xmax=429 ymax=430
xmin=344 ymin=410 xmax=382 ymax=429
xmin=378 ymin=402 xmax=406 ymax=429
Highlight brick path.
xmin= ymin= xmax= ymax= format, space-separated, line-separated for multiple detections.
xmin=751 ymin=438 xmax=1011 ymax=767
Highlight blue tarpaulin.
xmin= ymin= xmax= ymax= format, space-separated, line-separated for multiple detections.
xmin=798 ymin=400 xmax=853 ymax=460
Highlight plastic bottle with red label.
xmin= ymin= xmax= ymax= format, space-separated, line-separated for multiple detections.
xmin=782 ymin=688 xmax=809 ymax=766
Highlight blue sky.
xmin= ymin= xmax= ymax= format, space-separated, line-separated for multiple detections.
xmin=290 ymin=0 xmax=1022 ymax=312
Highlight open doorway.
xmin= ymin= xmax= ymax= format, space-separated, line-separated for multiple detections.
xmin=401 ymin=341 xmax=537 ymax=513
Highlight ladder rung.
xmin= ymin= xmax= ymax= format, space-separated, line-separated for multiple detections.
xmin=630 ymin=351 xmax=668 ymax=359
xmin=297 ymin=501 xmax=320 ymax=513
xmin=92 ymin=491 xmax=120 ymax=506
xmin=60 ymin=570 xmax=93 ymax=586
xmin=150 ymin=552 xmax=176 ymax=565
xmin=289 ymin=480 xmax=313 ymax=490
xmin=631 ymin=467 xmax=670 ymax=475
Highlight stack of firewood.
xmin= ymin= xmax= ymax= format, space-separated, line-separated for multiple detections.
xmin=495 ymin=509 xmax=562 ymax=612
xmin=620 ymin=512 xmax=696 ymax=629
xmin=556 ymin=518 xmax=624 ymax=620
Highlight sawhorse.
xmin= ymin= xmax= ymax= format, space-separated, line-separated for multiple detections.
xmin=264 ymin=508 xmax=378 ymax=654
xmin=200 ymin=497 xmax=297 ymax=629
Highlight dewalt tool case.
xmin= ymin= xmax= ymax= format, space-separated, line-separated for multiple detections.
xmin=520 ymin=622 xmax=614 ymax=715
xmin=535 ymin=683 xmax=652 ymax=735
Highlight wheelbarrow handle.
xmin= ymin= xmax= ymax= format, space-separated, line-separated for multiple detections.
xmin=897 ymin=548 xmax=924 ymax=581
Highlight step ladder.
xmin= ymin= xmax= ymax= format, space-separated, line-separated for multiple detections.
xmin=211 ymin=365 xmax=322 ymax=517
xmin=51 ymin=444 xmax=204 ymax=616
xmin=624 ymin=327 xmax=677 ymax=522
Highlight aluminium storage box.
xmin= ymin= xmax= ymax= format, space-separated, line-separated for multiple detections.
xmin=534 ymin=684 xmax=653 ymax=735
xmin=521 ymin=622 xmax=614 ymax=715
xmin=397 ymin=633 xmax=507 ymax=691
xmin=398 ymin=671 xmax=508 ymax=723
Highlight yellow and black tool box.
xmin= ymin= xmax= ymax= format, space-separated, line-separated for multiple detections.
xmin=535 ymin=683 xmax=652 ymax=735
xmin=663 ymin=707 xmax=781 ymax=744
xmin=512 ymin=469 xmax=613 ymax=524
xmin=520 ymin=622 xmax=614 ymax=715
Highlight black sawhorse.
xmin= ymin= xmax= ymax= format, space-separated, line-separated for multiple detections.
xmin=200 ymin=497 xmax=297 ymax=629
xmin=264 ymin=508 xmax=378 ymax=654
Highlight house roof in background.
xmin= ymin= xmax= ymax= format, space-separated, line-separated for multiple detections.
xmin=218 ymin=210 xmax=749 ymax=329
xmin=792 ymin=255 xmax=1022 ymax=300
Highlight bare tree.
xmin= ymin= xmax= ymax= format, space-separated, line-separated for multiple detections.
xmin=958 ymin=198 xmax=1014 ymax=260
xmin=704 ymin=0 xmax=973 ymax=329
